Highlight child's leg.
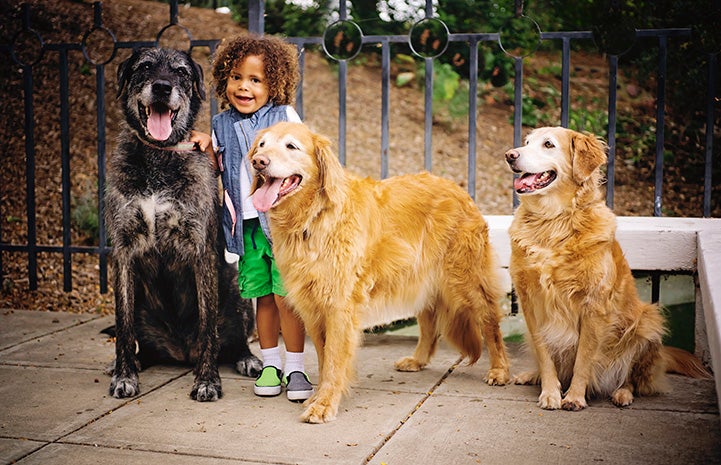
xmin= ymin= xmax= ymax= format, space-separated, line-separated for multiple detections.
xmin=276 ymin=295 xmax=306 ymax=373
xmin=257 ymin=294 xmax=281 ymax=349
xmin=256 ymin=294 xmax=282 ymax=368
xmin=253 ymin=294 xmax=283 ymax=397
xmin=276 ymin=295 xmax=305 ymax=353
xmin=276 ymin=295 xmax=314 ymax=401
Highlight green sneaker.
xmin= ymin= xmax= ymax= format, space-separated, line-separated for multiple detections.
xmin=283 ymin=371 xmax=314 ymax=402
xmin=254 ymin=366 xmax=282 ymax=397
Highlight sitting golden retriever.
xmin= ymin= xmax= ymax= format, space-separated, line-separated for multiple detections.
xmin=249 ymin=121 xmax=510 ymax=423
xmin=505 ymin=126 xmax=710 ymax=411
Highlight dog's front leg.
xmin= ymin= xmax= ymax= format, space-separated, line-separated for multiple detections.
xmin=190 ymin=258 xmax=222 ymax=402
xmin=301 ymin=308 xmax=359 ymax=423
xmin=562 ymin=310 xmax=602 ymax=411
xmin=110 ymin=256 xmax=140 ymax=398
xmin=304 ymin=323 xmax=326 ymax=384
xmin=533 ymin=337 xmax=563 ymax=409
xmin=524 ymin=305 xmax=563 ymax=409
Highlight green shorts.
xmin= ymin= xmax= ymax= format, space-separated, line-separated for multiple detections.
xmin=237 ymin=218 xmax=286 ymax=299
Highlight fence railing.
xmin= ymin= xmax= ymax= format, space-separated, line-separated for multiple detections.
xmin=0 ymin=0 xmax=718 ymax=297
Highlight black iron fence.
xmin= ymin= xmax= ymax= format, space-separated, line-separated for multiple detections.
xmin=0 ymin=0 xmax=719 ymax=296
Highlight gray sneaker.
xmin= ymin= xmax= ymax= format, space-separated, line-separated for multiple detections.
xmin=284 ymin=371 xmax=314 ymax=402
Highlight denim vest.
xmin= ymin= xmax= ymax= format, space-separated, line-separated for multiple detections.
xmin=212 ymin=103 xmax=295 ymax=257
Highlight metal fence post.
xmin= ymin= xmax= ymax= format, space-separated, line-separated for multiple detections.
xmin=248 ymin=0 xmax=264 ymax=35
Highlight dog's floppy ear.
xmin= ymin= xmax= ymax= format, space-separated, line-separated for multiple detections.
xmin=116 ymin=49 xmax=140 ymax=99
xmin=571 ymin=131 xmax=607 ymax=184
xmin=312 ymin=131 xmax=345 ymax=198
xmin=187 ymin=52 xmax=206 ymax=101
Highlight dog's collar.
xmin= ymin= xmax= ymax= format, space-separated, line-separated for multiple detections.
xmin=138 ymin=137 xmax=197 ymax=152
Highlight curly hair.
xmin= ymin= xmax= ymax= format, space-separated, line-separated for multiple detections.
xmin=211 ymin=33 xmax=300 ymax=109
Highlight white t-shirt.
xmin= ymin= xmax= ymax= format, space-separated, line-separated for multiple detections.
xmin=239 ymin=161 xmax=257 ymax=219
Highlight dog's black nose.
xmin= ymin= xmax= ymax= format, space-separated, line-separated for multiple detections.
xmin=505 ymin=149 xmax=520 ymax=163
xmin=152 ymin=80 xmax=172 ymax=97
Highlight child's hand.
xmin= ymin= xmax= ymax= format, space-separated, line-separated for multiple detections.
xmin=190 ymin=130 xmax=218 ymax=171
xmin=190 ymin=130 xmax=212 ymax=153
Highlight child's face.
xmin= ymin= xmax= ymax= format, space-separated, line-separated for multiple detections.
xmin=226 ymin=54 xmax=270 ymax=115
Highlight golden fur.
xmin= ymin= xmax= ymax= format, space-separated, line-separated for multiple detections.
xmin=506 ymin=126 xmax=709 ymax=411
xmin=249 ymin=122 xmax=510 ymax=423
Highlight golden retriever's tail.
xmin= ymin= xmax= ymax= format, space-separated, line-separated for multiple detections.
xmin=662 ymin=346 xmax=712 ymax=379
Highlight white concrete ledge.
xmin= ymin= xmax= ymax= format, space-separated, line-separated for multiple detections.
xmin=698 ymin=228 xmax=721 ymax=417
xmin=486 ymin=215 xmax=721 ymax=271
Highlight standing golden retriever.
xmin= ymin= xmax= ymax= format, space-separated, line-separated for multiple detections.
xmin=505 ymin=126 xmax=709 ymax=411
xmin=249 ymin=121 xmax=510 ymax=423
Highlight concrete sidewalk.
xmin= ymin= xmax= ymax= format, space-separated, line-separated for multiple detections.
xmin=1 ymin=309 xmax=719 ymax=465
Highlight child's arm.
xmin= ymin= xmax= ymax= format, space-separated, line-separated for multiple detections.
xmin=190 ymin=130 xmax=218 ymax=172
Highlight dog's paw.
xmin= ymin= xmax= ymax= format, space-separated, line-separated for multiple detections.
xmin=235 ymin=354 xmax=263 ymax=378
xmin=191 ymin=380 xmax=222 ymax=402
xmin=394 ymin=356 xmax=425 ymax=372
xmin=109 ymin=374 xmax=139 ymax=398
xmin=484 ymin=368 xmax=510 ymax=386
xmin=300 ymin=399 xmax=338 ymax=424
xmin=538 ymin=389 xmax=562 ymax=410
xmin=513 ymin=371 xmax=540 ymax=385
xmin=561 ymin=395 xmax=587 ymax=411
xmin=611 ymin=388 xmax=634 ymax=407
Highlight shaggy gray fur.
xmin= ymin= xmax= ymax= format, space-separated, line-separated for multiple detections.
xmin=105 ymin=48 xmax=261 ymax=402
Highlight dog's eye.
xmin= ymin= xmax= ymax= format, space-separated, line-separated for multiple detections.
xmin=544 ymin=140 xmax=555 ymax=149
xmin=286 ymin=143 xmax=298 ymax=150
xmin=258 ymin=141 xmax=265 ymax=148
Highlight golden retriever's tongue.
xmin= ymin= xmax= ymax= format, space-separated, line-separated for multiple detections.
xmin=148 ymin=107 xmax=173 ymax=141
xmin=514 ymin=173 xmax=540 ymax=192
xmin=252 ymin=177 xmax=283 ymax=212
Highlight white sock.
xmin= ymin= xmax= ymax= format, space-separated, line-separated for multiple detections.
xmin=260 ymin=346 xmax=282 ymax=369
xmin=284 ymin=351 xmax=305 ymax=375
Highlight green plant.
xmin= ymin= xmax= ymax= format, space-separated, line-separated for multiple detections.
xmin=568 ymin=105 xmax=609 ymax=136
xmin=432 ymin=62 xmax=460 ymax=103
xmin=618 ymin=115 xmax=657 ymax=165
xmin=71 ymin=192 xmax=99 ymax=246
xmin=228 ymin=0 xmax=330 ymax=37
xmin=504 ymin=82 xmax=546 ymax=127
xmin=415 ymin=60 xmax=470 ymax=124
xmin=503 ymin=333 xmax=525 ymax=343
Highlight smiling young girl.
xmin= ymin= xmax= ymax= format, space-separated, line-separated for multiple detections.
xmin=195 ymin=34 xmax=313 ymax=401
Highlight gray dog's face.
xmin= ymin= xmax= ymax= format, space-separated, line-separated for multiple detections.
xmin=117 ymin=48 xmax=205 ymax=145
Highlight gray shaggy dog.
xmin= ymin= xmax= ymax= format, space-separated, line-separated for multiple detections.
xmin=105 ymin=48 xmax=261 ymax=402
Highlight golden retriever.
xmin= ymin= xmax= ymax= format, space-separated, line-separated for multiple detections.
xmin=505 ymin=126 xmax=710 ymax=411
xmin=249 ymin=121 xmax=510 ymax=423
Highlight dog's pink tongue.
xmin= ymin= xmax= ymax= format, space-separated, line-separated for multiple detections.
xmin=514 ymin=173 xmax=538 ymax=192
xmin=252 ymin=178 xmax=283 ymax=212
xmin=148 ymin=108 xmax=173 ymax=141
